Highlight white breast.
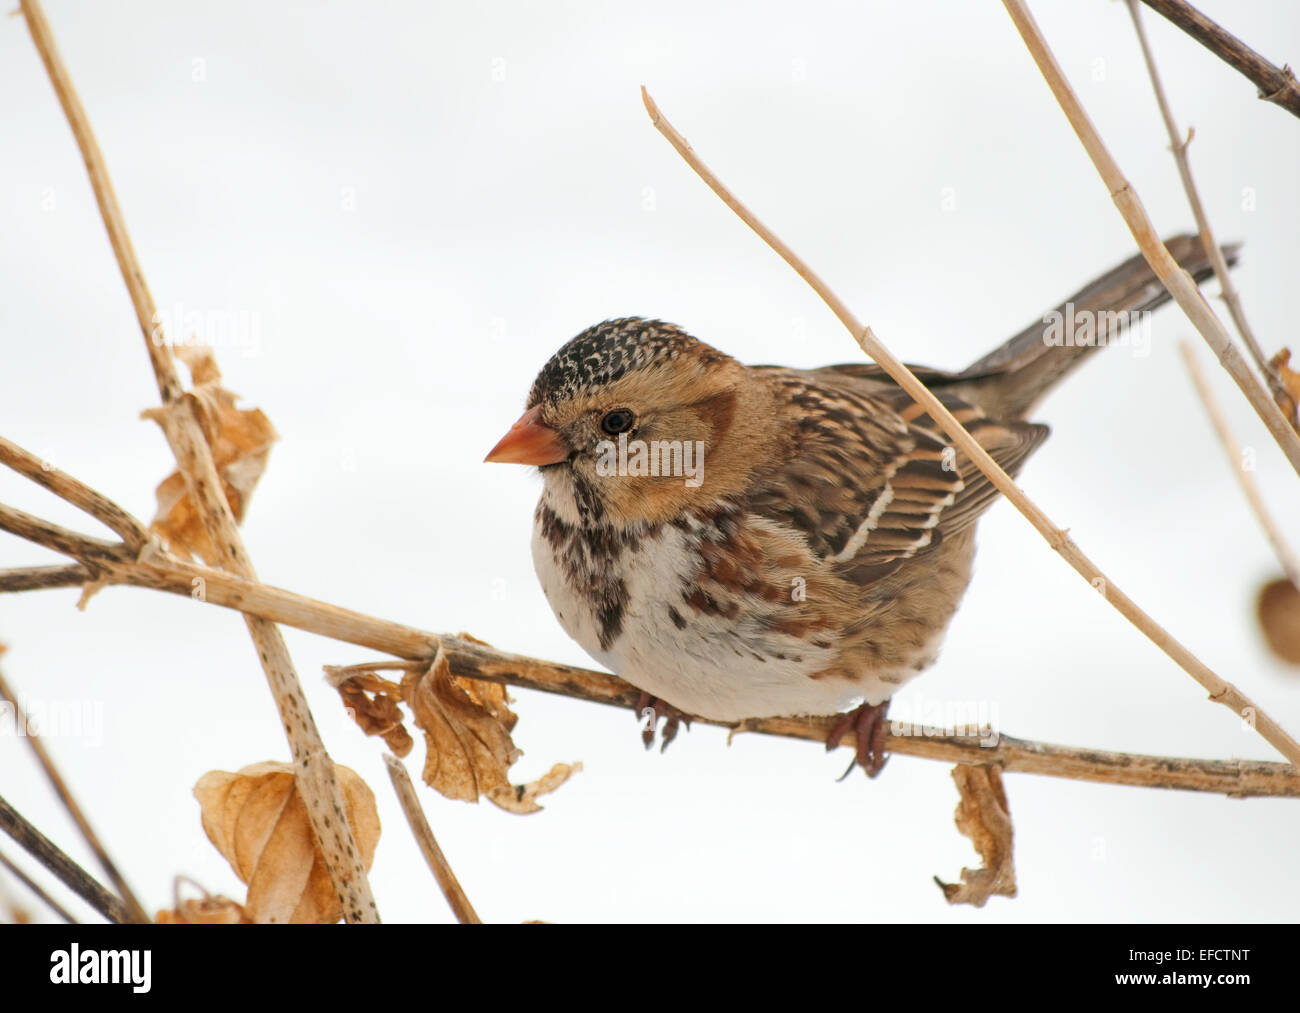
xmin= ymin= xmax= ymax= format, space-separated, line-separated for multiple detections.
xmin=530 ymin=488 xmax=862 ymax=722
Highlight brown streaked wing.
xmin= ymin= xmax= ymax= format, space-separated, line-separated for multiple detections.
xmin=746 ymin=366 xmax=1048 ymax=589
xmin=747 ymin=369 xmax=963 ymax=585
xmin=868 ymin=383 xmax=1049 ymax=538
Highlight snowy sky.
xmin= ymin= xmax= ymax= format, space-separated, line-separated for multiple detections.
xmin=1 ymin=0 xmax=1298 ymax=923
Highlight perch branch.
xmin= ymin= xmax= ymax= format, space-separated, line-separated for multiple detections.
xmin=19 ymin=0 xmax=378 ymax=923
xmin=0 ymin=846 xmax=78 ymax=924
xmin=0 ymin=795 xmax=129 ymax=924
xmin=0 ymin=662 xmax=148 ymax=923
xmin=1180 ymin=343 xmax=1300 ymax=590
xmin=638 ymin=87 xmax=1300 ymax=769
xmin=1138 ymin=0 xmax=1300 ymax=121
xmin=1 ymin=439 xmax=1298 ymax=797
xmin=1127 ymin=0 xmax=1290 ymax=418
xmin=10 ymin=548 xmax=1300 ymax=797
xmin=382 ymin=754 xmax=482 ymax=924
xmin=1003 ymin=0 xmax=1300 ymax=478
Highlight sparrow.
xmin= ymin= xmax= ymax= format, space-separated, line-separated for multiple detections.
xmin=486 ymin=236 xmax=1231 ymax=775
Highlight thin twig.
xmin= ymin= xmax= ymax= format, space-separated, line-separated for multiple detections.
xmin=638 ymin=87 xmax=1300 ymax=769
xmin=382 ymin=754 xmax=482 ymax=924
xmin=1001 ymin=0 xmax=1300 ymax=480
xmin=0 ymin=794 xmax=130 ymax=923
xmin=0 ymin=563 xmax=92 ymax=593
xmin=0 ymin=846 xmax=78 ymax=924
xmin=1138 ymin=0 xmax=1300 ymax=121
xmin=1127 ymin=0 xmax=1290 ymax=417
xmin=0 ymin=870 xmax=28 ymax=926
xmin=18 ymin=0 xmax=378 ymax=923
xmin=1180 ymin=342 xmax=1300 ymax=591
xmin=0 ymin=502 xmax=120 ymax=563
xmin=0 ymin=663 xmax=149 ymax=922
xmin=0 ymin=436 xmax=149 ymax=551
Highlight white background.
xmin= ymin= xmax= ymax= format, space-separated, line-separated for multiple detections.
xmin=1 ymin=0 xmax=1298 ymax=923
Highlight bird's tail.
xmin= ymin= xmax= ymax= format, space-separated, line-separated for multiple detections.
xmin=958 ymin=235 xmax=1238 ymax=419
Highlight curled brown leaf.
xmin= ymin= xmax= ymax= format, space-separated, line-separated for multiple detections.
xmin=935 ymin=763 xmax=1017 ymax=907
xmin=403 ymin=647 xmax=522 ymax=804
xmin=331 ymin=643 xmax=581 ymax=811
xmin=488 ymin=761 xmax=584 ymax=815
xmin=336 ymin=671 xmax=415 ymax=756
xmin=193 ymin=761 xmax=380 ymax=924
xmin=144 ymin=345 xmax=277 ymax=562
xmin=1270 ymin=348 xmax=1300 ymax=427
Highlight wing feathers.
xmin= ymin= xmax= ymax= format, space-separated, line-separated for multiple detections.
xmin=747 ymin=366 xmax=1048 ymax=590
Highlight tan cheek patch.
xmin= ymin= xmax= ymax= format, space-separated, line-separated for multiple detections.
xmin=597 ymin=472 xmax=705 ymax=526
xmin=690 ymin=390 xmax=737 ymax=444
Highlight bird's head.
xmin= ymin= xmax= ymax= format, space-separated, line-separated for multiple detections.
xmin=485 ymin=318 xmax=771 ymax=525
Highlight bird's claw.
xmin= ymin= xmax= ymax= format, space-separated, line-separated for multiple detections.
xmin=826 ymin=700 xmax=891 ymax=778
xmin=635 ymin=692 xmax=693 ymax=753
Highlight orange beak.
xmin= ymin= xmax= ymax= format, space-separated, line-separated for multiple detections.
xmin=484 ymin=405 xmax=571 ymax=466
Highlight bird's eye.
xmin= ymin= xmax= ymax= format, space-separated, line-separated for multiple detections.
xmin=600 ymin=409 xmax=636 ymax=435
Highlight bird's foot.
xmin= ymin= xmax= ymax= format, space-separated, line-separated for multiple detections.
xmin=635 ymin=692 xmax=693 ymax=753
xmin=825 ymin=699 xmax=891 ymax=779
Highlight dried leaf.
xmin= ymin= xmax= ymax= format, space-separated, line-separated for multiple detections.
xmin=193 ymin=761 xmax=380 ymax=924
xmin=155 ymin=894 xmax=251 ymax=924
xmin=174 ymin=343 xmax=222 ymax=387
xmin=488 ymin=761 xmax=584 ymax=815
xmin=935 ymin=764 xmax=1017 ymax=907
xmin=402 ymin=648 xmax=521 ymax=803
xmin=143 ymin=346 xmax=277 ymax=563
xmin=1270 ymin=348 xmax=1300 ymax=426
xmin=336 ymin=671 xmax=415 ymax=756
xmin=1258 ymin=577 xmax=1300 ymax=666
xmin=331 ymin=643 xmax=580 ymax=812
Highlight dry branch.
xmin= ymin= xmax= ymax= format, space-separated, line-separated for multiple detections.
xmin=0 ymin=564 xmax=89 ymax=593
xmin=1138 ymin=0 xmax=1300 ymax=121
xmin=0 ymin=795 xmax=129 ymax=924
xmin=1127 ymin=0 xmax=1290 ymax=418
xmin=383 ymin=755 xmax=482 ymax=924
xmin=0 ymin=660 xmax=148 ymax=922
xmin=0 ymin=846 xmax=78 ymax=924
xmin=1180 ymin=343 xmax=1300 ymax=591
xmin=0 ymin=442 xmax=147 ymax=551
xmin=1002 ymin=0 xmax=1300 ymax=480
xmin=18 ymin=0 xmax=377 ymax=923
xmin=638 ymin=87 xmax=1300 ymax=770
